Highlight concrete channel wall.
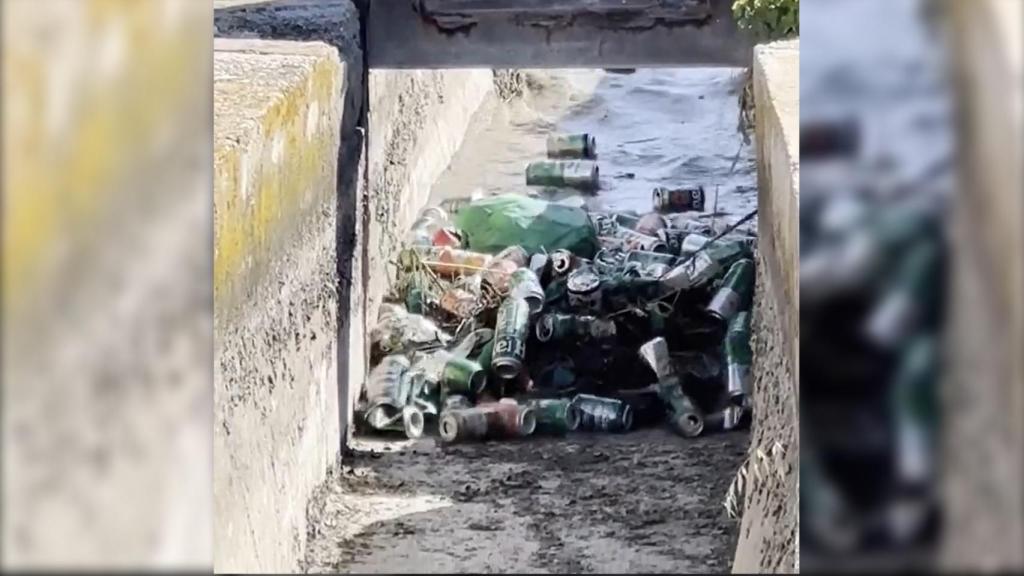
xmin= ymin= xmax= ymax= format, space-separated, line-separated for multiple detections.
xmin=943 ymin=0 xmax=1024 ymax=570
xmin=213 ymin=1 xmax=493 ymax=571
xmin=733 ymin=39 xmax=800 ymax=574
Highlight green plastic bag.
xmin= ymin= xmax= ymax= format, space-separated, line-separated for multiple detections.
xmin=454 ymin=194 xmax=599 ymax=258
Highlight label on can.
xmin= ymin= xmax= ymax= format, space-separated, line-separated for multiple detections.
xmin=707 ymin=287 xmax=742 ymax=322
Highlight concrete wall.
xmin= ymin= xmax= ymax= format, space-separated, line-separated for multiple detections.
xmin=943 ymin=0 xmax=1024 ymax=570
xmin=213 ymin=39 xmax=344 ymax=573
xmin=733 ymin=39 xmax=800 ymax=574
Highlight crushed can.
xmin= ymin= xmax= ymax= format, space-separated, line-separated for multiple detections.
xmin=441 ymin=357 xmax=488 ymax=396
xmin=572 ymin=394 xmax=634 ymax=433
xmin=508 ymin=268 xmax=545 ymax=313
xmin=724 ymin=311 xmax=753 ymax=403
xmin=526 ymin=160 xmax=600 ymax=191
xmin=439 ymin=408 xmax=491 ymax=443
xmin=546 ymin=133 xmax=597 ymax=159
xmin=483 ymin=258 xmax=520 ymax=292
xmin=657 ymin=228 xmax=688 ymax=255
xmin=492 ymin=297 xmax=530 ymax=379
xmin=439 ymin=287 xmax=478 ymax=318
xmin=566 ymin=268 xmax=603 ymax=313
xmin=706 ymin=258 xmax=755 ymax=323
xmin=614 ymin=228 xmax=671 ymax=254
xmin=526 ymin=398 xmax=581 ymax=435
xmin=653 ymin=186 xmax=706 ymax=213
xmin=432 ymin=227 xmax=463 ymax=248
xmin=589 ymin=213 xmax=620 ymax=237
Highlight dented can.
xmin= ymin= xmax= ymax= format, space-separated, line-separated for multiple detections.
xmin=653 ymin=186 xmax=706 ymax=213
xmin=508 ymin=268 xmax=545 ymax=313
xmin=566 ymin=268 xmax=603 ymax=313
xmin=547 ymin=133 xmax=597 ymax=159
xmin=706 ymin=258 xmax=755 ymax=323
xmin=724 ymin=311 xmax=753 ymax=403
xmin=526 ymin=160 xmax=600 ymax=191
xmin=439 ymin=408 xmax=491 ymax=443
xmin=492 ymin=297 xmax=530 ymax=379
xmin=441 ymin=357 xmax=488 ymax=396
xmin=572 ymin=394 xmax=634 ymax=433
xmin=526 ymin=398 xmax=581 ymax=435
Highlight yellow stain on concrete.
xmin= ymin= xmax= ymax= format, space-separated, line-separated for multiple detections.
xmin=213 ymin=40 xmax=344 ymax=308
xmin=2 ymin=0 xmax=209 ymax=314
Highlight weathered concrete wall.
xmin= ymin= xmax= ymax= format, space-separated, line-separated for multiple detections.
xmin=943 ymin=0 xmax=1024 ymax=570
xmin=733 ymin=39 xmax=800 ymax=574
xmin=213 ymin=39 xmax=345 ymax=573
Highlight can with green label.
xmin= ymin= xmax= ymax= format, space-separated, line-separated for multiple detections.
xmin=441 ymin=357 xmax=488 ymax=396
xmin=546 ymin=133 xmax=597 ymax=159
xmin=706 ymin=258 xmax=755 ymax=323
xmin=492 ymin=297 xmax=530 ymax=379
xmin=526 ymin=398 xmax=581 ymax=435
xmin=572 ymin=394 xmax=634 ymax=433
xmin=724 ymin=311 xmax=753 ymax=403
xmin=526 ymin=160 xmax=600 ymax=191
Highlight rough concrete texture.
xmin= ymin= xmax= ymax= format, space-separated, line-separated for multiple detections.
xmin=304 ymin=430 xmax=748 ymax=574
xmin=732 ymin=39 xmax=799 ymax=574
xmin=363 ymin=68 xmax=494 ymax=383
xmin=2 ymin=1 xmax=212 ymax=569
xmin=213 ymin=40 xmax=345 ymax=573
xmin=942 ymin=0 xmax=1024 ymax=570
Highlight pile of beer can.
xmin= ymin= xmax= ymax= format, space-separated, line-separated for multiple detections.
xmin=357 ymin=133 xmax=759 ymax=444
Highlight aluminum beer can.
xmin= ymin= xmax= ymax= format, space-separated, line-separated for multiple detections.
xmin=572 ymin=394 xmax=634 ymax=433
xmin=546 ymin=133 xmax=597 ymax=159
xmin=652 ymin=186 xmax=706 ymax=213
xmin=566 ymin=268 xmax=603 ymax=313
xmin=439 ymin=408 xmax=490 ymax=443
xmin=441 ymin=357 xmax=488 ymax=396
xmin=549 ymin=249 xmax=577 ymax=276
xmin=492 ymin=297 xmax=530 ymax=379
xmin=724 ymin=311 xmax=753 ymax=402
xmin=478 ymin=401 xmax=537 ymax=437
xmin=526 ymin=160 xmax=600 ymax=191
xmin=508 ymin=268 xmax=545 ymax=314
xmin=706 ymin=258 xmax=755 ymax=323
xmin=526 ymin=398 xmax=582 ymax=435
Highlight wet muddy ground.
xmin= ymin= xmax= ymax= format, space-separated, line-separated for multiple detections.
xmin=303 ymin=429 xmax=748 ymax=573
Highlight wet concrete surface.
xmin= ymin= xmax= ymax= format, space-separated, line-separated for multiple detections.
xmin=304 ymin=429 xmax=748 ymax=573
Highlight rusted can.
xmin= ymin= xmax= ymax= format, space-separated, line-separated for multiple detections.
xmin=706 ymin=258 xmax=755 ymax=323
xmin=572 ymin=394 xmax=634 ymax=433
xmin=549 ymin=249 xmax=577 ymax=276
xmin=635 ymin=212 xmax=668 ymax=236
xmin=652 ymin=186 xmax=706 ymax=213
xmin=439 ymin=408 xmax=490 ymax=443
xmin=526 ymin=398 xmax=581 ymax=435
xmin=494 ymin=245 xmax=530 ymax=269
xmin=441 ymin=357 xmax=488 ymax=396
xmin=492 ymin=297 xmax=530 ymax=379
xmin=546 ymin=133 xmax=597 ymax=159
xmin=479 ymin=401 xmax=537 ymax=437
xmin=526 ymin=160 xmax=600 ymax=191
xmin=439 ymin=287 xmax=478 ymax=318
xmin=508 ymin=268 xmax=545 ymax=313
xmin=566 ymin=268 xmax=603 ymax=313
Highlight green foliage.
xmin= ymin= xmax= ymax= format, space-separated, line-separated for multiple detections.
xmin=732 ymin=0 xmax=799 ymax=40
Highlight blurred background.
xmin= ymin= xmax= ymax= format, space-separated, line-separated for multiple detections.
xmin=2 ymin=0 xmax=212 ymax=570
xmin=800 ymin=0 xmax=1022 ymax=572
xmin=1 ymin=0 xmax=1021 ymax=572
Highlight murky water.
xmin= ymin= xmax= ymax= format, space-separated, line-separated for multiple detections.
xmin=429 ymin=68 xmax=757 ymax=230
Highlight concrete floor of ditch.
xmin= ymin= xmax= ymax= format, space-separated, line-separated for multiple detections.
xmin=302 ymin=428 xmax=748 ymax=573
